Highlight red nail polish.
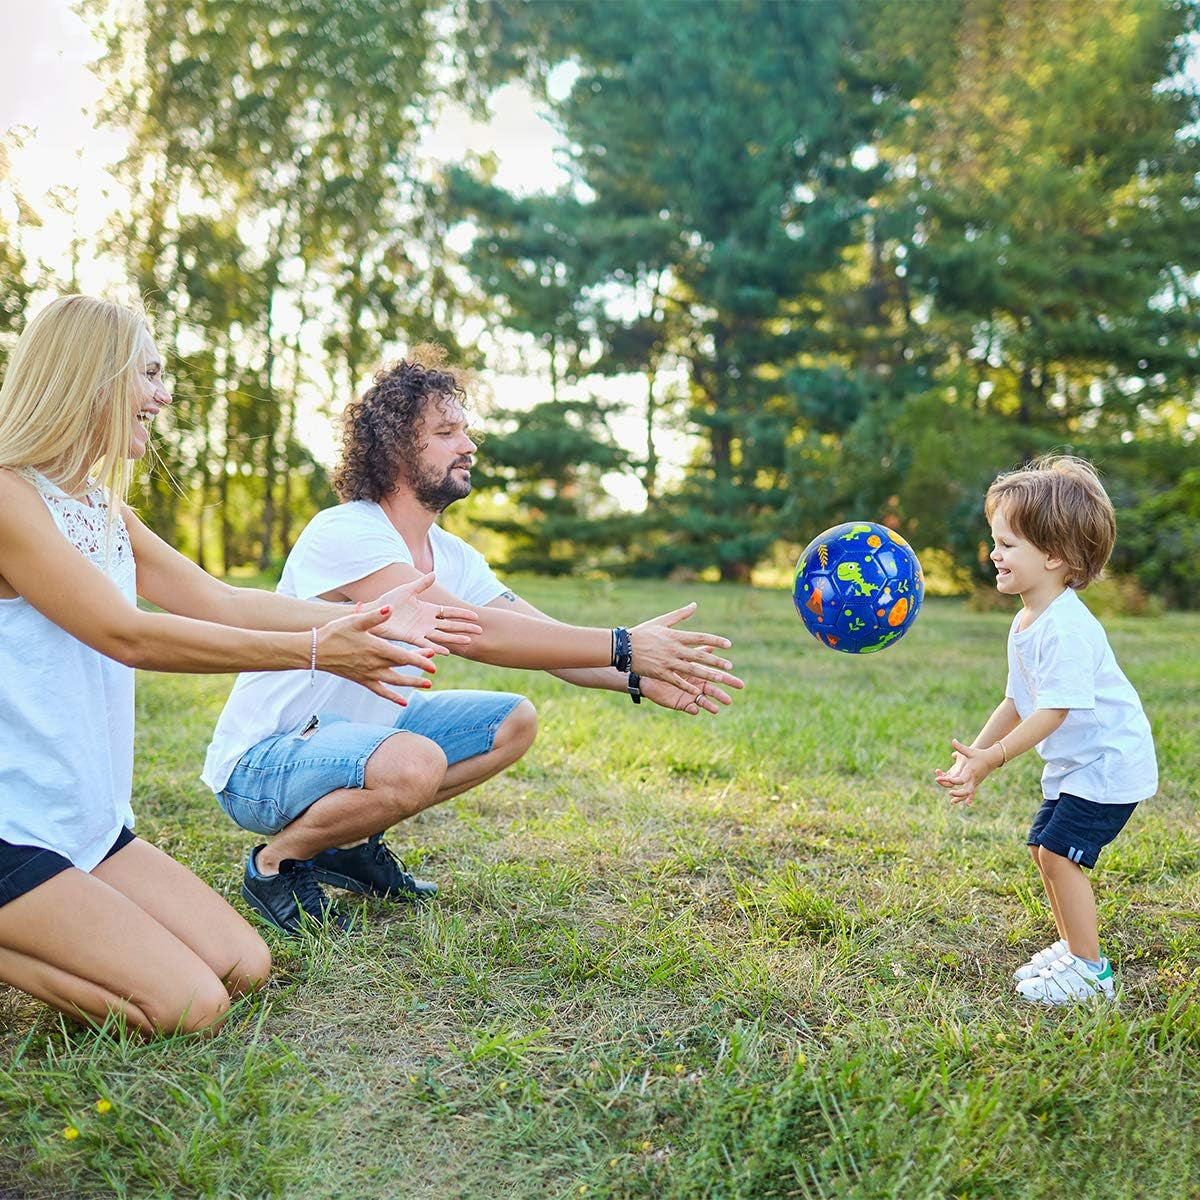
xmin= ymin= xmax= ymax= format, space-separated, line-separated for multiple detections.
xmin=380 ymin=605 xmax=392 ymax=616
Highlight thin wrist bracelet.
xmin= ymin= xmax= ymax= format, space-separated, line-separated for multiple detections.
xmin=310 ymin=627 xmax=318 ymax=683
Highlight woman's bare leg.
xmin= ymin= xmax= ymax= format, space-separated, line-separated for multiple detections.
xmin=92 ymin=837 xmax=271 ymax=996
xmin=0 ymin=846 xmax=266 ymax=1036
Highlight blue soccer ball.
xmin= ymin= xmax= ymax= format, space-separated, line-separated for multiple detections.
xmin=792 ymin=521 xmax=924 ymax=653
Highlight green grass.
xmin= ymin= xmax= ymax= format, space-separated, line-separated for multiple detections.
xmin=2 ymin=581 xmax=1198 ymax=1199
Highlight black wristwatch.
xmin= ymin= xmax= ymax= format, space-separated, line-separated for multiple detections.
xmin=627 ymin=671 xmax=642 ymax=704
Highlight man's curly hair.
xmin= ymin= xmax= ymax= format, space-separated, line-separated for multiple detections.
xmin=332 ymin=347 xmax=468 ymax=503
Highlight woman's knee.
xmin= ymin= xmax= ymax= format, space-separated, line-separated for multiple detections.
xmin=224 ymin=932 xmax=272 ymax=998
xmin=147 ymin=970 xmax=233 ymax=1037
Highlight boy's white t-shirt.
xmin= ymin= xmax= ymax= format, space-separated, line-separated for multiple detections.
xmin=202 ymin=501 xmax=508 ymax=793
xmin=1005 ymin=588 xmax=1156 ymax=805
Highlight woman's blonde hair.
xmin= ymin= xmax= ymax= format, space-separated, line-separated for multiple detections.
xmin=985 ymin=455 xmax=1116 ymax=589
xmin=0 ymin=295 xmax=148 ymax=515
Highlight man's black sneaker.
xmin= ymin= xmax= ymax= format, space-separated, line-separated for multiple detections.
xmin=308 ymin=834 xmax=438 ymax=901
xmin=241 ymin=845 xmax=350 ymax=935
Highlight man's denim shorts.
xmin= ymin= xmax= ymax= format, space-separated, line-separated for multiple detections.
xmin=218 ymin=690 xmax=526 ymax=836
xmin=1027 ymin=791 xmax=1138 ymax=870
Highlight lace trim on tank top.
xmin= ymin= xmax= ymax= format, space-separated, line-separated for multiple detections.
xmin=18 ymin=468 xmax=134 ymax=580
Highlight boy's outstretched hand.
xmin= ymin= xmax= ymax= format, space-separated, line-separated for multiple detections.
xmin=935 ymin=739 xmax=1001 ymax=806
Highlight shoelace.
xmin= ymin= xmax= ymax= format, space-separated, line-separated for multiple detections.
xmin=370 ymin=837 xmax=418 ymax=887
xmin=289 ymin=864 xmax=336 ymax=919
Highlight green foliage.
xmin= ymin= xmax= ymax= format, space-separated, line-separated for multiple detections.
xmin=83 ymin=0 xmax=467 ymax=566
xmin=452 ymin=0 xmax=1200 ymax=593
xmin=1116 ymin=462 xmax=1200 ymax=608
xmin=473 ymin=397 xmax=631 ymax=574
xmin=0 ymin=136 xmax=35 ymax=372
xmin=870 ymin=0 xmax=1200 ymax=426
xmin=6 ymin=0 xmax=1192 ymax=598
xmin=456 ymin=0 xmax=882 ymax=580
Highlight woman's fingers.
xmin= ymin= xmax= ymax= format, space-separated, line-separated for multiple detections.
xmin=433 ymin=605 xmax=480 ymax=627
xmin=399 ymin=571 xmax=437 ymax=599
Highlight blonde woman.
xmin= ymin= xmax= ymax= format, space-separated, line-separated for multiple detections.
xmin=0 ymin=295 xmax=480 ymax=1036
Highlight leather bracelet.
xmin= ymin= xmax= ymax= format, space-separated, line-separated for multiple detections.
xmin=612 ymin=626 xmax=633 ymax=673
xmin=627 ymin=671 xmax=642 ymax=704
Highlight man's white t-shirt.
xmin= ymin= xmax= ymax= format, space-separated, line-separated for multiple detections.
xmin=1005 ymin=588 xmax=1157 ymax=805
xmin=202 ymin=501 xmax=508 ymax=794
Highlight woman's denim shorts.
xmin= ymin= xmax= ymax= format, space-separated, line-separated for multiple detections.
xmin=0 ymin=826 xmax=135 ymax=910
xmin=1027 ymin=791 xmax=1138 ymax=870
xmin=218 ymin=689 xmax=526 ymax=836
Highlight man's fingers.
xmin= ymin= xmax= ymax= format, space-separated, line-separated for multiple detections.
xmin=675 ymin=628 xmax=732 ymax=650
xmin=669 ymin=671 xmax=702 ymax=694
xmin=683 ymin=661 xmax=742 ymax=687
xmin=656 ymin=601 xmax=698 ymax=628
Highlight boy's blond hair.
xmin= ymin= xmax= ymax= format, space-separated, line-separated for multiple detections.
xmin=984 ymin=455 xmax=1116 ymax=589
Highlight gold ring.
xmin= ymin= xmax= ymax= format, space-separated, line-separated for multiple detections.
xmin=437 ymin=608 xmax=444 ymax=620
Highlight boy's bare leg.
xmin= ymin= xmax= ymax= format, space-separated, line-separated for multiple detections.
xmin=1035 ymin=847 xmax=1101 ymax=962
xmin=1029 ymin=845 xmax=1067 ymax=943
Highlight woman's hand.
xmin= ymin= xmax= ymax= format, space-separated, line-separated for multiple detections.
xmin=316 ymin=605 xmax=440 ymax=703
xmin=629 ymin=603 xmax=741 ymax=693
xmin=376 ymin=572 xmax=482 ymax=653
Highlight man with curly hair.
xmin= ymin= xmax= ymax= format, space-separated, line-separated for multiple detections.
xmin=203 ymin=351 xmax=743 ymax=934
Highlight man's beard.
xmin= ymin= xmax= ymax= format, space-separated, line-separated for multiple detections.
xmin=410 ymin=458 xmax=472 ymax=513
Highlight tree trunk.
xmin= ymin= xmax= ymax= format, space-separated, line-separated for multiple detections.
xmin=258 ymin=283 xmax=278 ymax=572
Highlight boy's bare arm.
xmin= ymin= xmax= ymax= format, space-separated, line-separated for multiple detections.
xmin=937 ymin=703 xmax=1068 ymax=805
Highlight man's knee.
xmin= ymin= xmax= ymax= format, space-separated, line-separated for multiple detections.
xmin=367 ymin=733 xmax=447 ymax=800
xmin=496 ymin=699 xmax=538 ymax=760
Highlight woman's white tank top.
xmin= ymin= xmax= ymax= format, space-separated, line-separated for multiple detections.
xmin=0 ymin=469 xmax=136 ymax=870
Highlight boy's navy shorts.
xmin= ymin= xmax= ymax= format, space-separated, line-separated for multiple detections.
xmin=0 ymin=827 xmax=135 ymax=910
xmin=1027 ymin=792 xmax=1137 ymax=870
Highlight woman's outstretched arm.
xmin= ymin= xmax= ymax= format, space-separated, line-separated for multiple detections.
xmin=0 ymin=471 xmax=433 ymax=702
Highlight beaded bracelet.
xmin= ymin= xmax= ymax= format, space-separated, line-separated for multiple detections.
xmin=612 ymin=626 xmax=633 ymax=673
xmin=310 ymin=627 xmax=318 ymax=684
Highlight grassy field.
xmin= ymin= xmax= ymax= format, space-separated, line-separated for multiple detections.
xmin=1 ymin=579 xmax=1198 ymax=1200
